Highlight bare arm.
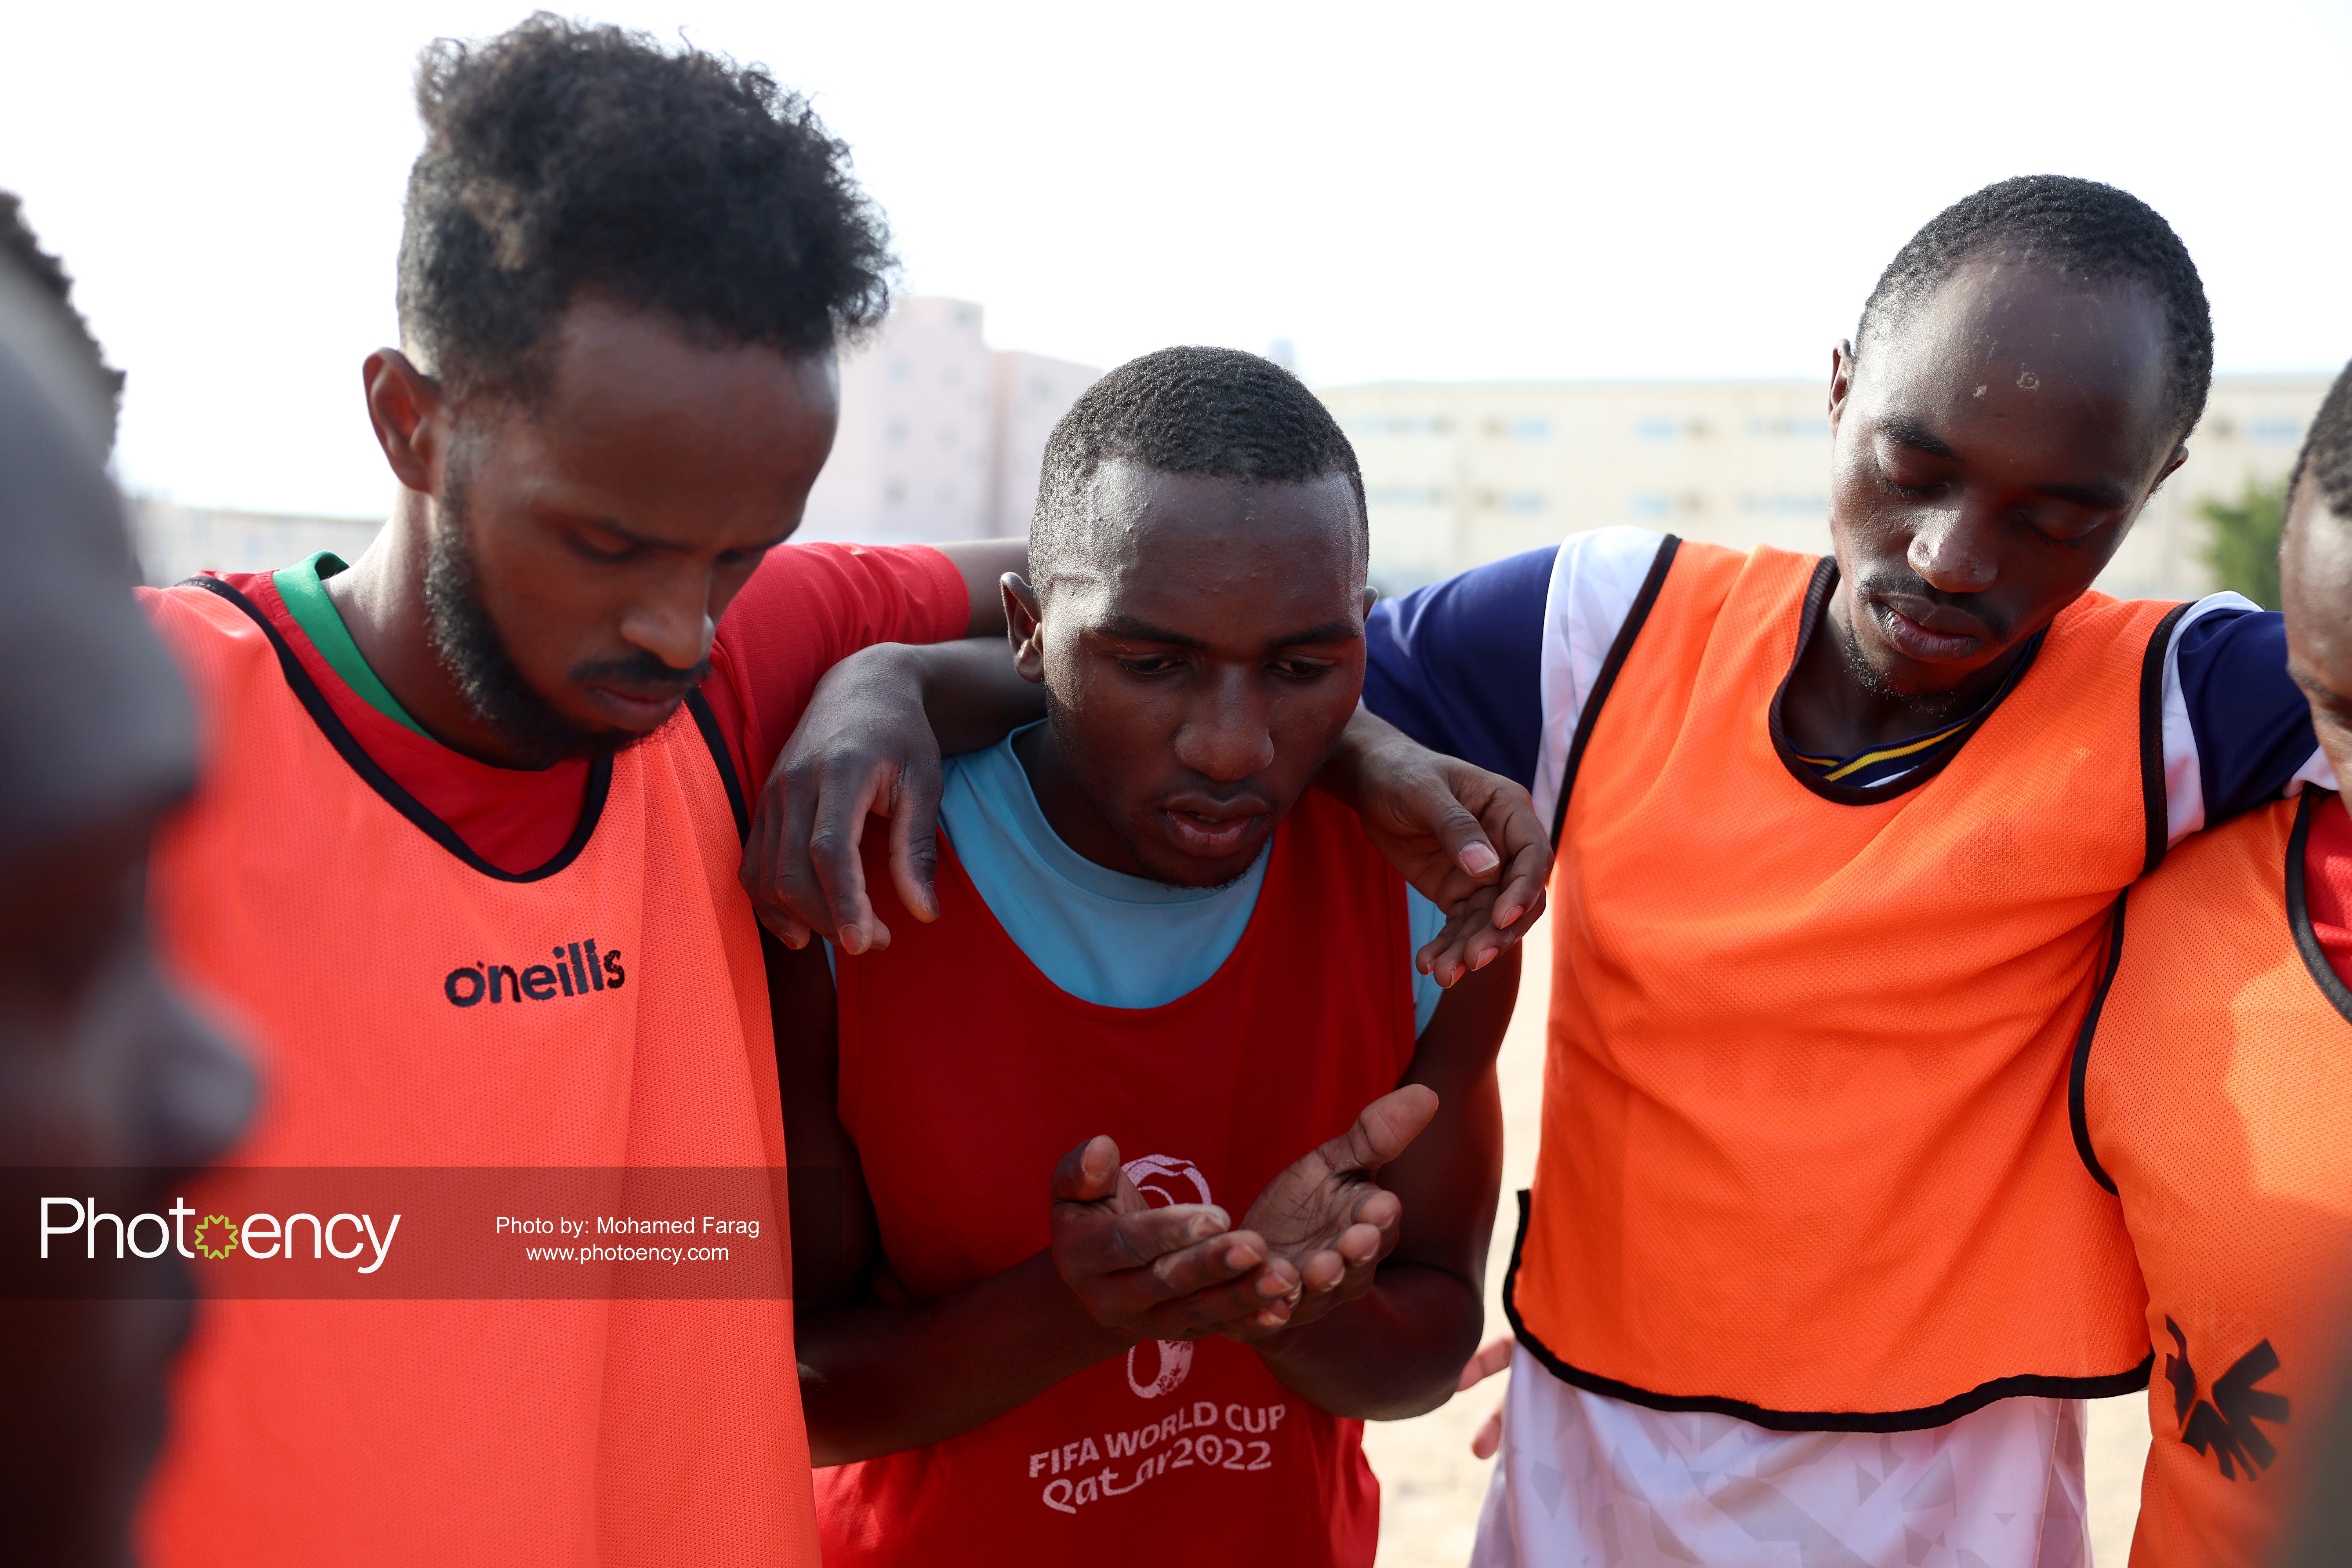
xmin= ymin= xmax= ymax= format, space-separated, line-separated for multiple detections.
xmin=741 ymin=639 xmax=1044 ymax=951
xmin=771 ymin=940 xmax=1298 ymax=1466
xmin=1245 ymin=945 xmax=1519 ymax=1419
xmin=1319 ymin=710 xmax=1552 ymax=984
xmin=931 ymin=539 xmax=1031 ymax=637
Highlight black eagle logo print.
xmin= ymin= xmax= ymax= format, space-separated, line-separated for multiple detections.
xmin=2165 ymin=1316 xmax=2289 ymax=1480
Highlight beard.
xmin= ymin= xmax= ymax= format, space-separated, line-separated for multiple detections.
xmin=423 ymin=476 xmax=700 ymax=769
xmin=1835 ymin=573 xmax=2012 ymax=730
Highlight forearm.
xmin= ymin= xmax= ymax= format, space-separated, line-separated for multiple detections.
xmin=797 ymin=1249 xmax=1129 ymax=1465
xmin=931 ymin=538 xmax=1031 ymax=637
xmin=904 ymin=637 xmax=1044 ymax=756
xmin=1251 ymin=1263 xmax=1484 ymax=1420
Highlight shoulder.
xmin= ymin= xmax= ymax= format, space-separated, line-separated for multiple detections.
xmin=1363 ymin=530 xmax=1673 ymax=791
xmin=138 ymin=574 xmax=279 ymax=670
xmin=2151 ymin=593 xmax=2330 ymax=845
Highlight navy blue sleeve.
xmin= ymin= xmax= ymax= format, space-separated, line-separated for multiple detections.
xmin=2175 ymin=606 xmax=2322 ymax=824
xmin=1362 ymin=547 xmax=1554 ymax=790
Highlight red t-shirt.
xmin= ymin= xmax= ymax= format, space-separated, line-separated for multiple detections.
xmin=2302 ymin=791 xmax=2352 ymax=987
xmin=209 ymin=542 xmax=968 ymax=873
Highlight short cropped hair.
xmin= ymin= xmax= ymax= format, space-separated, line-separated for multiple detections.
xmin=1857 ymin=174 xmax=2213 ymax=441
xmin=1029 ymin=346 xmax=1365 ymax=583
xmin=397 ymin=13 xmax=893 ymax=403
xmin=2290 ymin=361 xmax=2352 ymax=523
xmin=0 ymin=191 xmax=123 ymax=445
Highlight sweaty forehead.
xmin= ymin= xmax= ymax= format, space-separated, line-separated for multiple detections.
xmin=1856 ymin=258 xmax=2175 ymax=469
xmin=1046 ymin=464 xmax=1364 ymax=628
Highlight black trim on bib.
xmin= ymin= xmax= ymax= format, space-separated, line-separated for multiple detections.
xmin=1498 ymin=1188 xmax=2154 ymax=1433
xmin=685 ymin=688 xmax=753 ymax=844
xmin=2138 ymin=601 xmax=2194 ymax=877
xmin=1766 ymin=561 xmax=2048 ymax=807
xmin=180 ymin=574 xmax=611 ymax=883
xmin=1550 ymin=534 xmax=1680 ymax=847
xmin=2067 ymin=892 xmax=2131 ymax=1195
xmin=2285 ymin=789 xmax=2352 ymax=1027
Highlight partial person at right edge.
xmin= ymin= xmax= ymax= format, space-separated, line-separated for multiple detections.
xmin=2071 ymin=361 xmax=2352 ymax=1566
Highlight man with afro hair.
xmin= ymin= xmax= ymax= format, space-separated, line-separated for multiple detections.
xmin=133 ymin=17 xmax=1027 ymax=1567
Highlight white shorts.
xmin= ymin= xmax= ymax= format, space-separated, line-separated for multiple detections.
xmin=1470 ymin=1344 xmax=2089 ymax=1567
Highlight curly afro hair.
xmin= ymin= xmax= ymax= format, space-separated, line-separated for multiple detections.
xmin=0 ymin=191 xmax=124 ymax=446
xmin=1856 ymin=174 xmax=2213 ymax=441
xmin=2290 ymin=360 xmax=2352 ymax=526
xmin=397 ymin=13 xmax=894 ymax=402
xmin=1029 ymin=346 xmax=1365 ymax=583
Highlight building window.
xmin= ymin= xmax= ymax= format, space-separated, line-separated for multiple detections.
xmin=1502 ymin=492 xmax=1546 ymax=513
xmin=2252 ymin=419 xmax=2304 ymax=444
xmin=1634 ymin=419 xmax=1677 ymax=442
xmin=1631 ymin=493 xmax=1673 ymax=517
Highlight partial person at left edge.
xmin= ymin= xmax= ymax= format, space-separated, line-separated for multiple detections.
xmin=0 ymin=193 xmax=256 ymax=1567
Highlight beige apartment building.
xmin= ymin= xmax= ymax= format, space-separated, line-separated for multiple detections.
xmin=797 ymin=296 xmax=1098 ymax=545
xmin=1321 ymin=375 xmax=2333 ymax=601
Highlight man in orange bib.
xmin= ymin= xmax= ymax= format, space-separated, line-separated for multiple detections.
xmin=129 ymin=21 xmax=1032 ymax=1566
xmin=1367 ymin=176 xmax=2340 ymax=1563
xmin=2069 ymin=361 xmax=2352 ymax=1566
xmin=777 ymin=348 xmax=1521 ymax=1566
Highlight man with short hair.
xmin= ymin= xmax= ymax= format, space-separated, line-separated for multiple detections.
xmin=782 ymin=348 xmax=1519 ymax=1566
xmin=2068 ymin=361 xmax=2352 ymax=1566
xmin=0 ymin=191 xmax=252 ymax=1568
xmin=1373 ymin=175 xmax=2337 ymax=1563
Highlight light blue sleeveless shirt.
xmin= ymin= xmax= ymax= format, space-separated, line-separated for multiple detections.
xmin=936 ymin=727 xmax=1444 ymax=1035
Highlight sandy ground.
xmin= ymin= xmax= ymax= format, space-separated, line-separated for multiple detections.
xmin=1360 ymin=918 xmax=2155 ymax=1566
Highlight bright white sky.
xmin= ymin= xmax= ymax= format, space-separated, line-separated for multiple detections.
xmin=4 ymin=0 xmax=2348 ymax=517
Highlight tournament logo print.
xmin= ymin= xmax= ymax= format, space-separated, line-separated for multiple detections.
xmin=2165 ymin=1315 xmax=2288 ymax=1480
xmin=1121 ymin=1155 xmax=1211 ymax=1400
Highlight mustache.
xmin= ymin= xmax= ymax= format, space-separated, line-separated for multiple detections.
xmin=1855 ymin=571 xmax=2012 ymax=643
xmin=567 ymin=652 xmax=712 ymax=692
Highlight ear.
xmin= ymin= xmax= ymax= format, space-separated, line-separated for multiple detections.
xmin=1003 ymin=573 xmax=1047 ymax=684
xmin=363 ymin=348 xmax=446 ymax=495
xmin=1827 ymin=340 xmax=1857 ymax=437
xmin=1359 ymin=585 xmax=1378 ymax=617
xmin=2146 ymin=440 xmax=2190 ymax=499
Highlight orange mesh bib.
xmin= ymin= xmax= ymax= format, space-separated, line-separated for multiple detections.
xmin=1512 ymin=537 xmax=2167 ymax=1426
xmin=134 ymin=579 xmax=817 ymax=1566
xmin=2077 ymin=792 xmax=2352 ymax=1566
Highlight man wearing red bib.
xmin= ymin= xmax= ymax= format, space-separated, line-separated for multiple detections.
xmin=2069 ymin=363 xmax=2352 ymax=1566
xmin=780 ymin=349 xmax=1519 ymax=1566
